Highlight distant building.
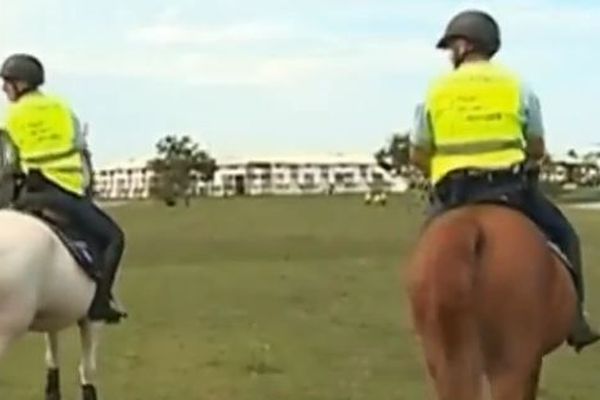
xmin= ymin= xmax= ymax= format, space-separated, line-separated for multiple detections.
xmin=541 ymin=153 xmax=600 ymax=187
xmin=93 ymin=156 xmax=154 ymax=200
xmin=92 ymin=153 xmax=408 ymax=200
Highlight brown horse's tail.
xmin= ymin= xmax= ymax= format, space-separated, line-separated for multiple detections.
xmin=409 ymin=210 xmax=486 ymax=399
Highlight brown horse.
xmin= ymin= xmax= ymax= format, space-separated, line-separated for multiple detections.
xmin=406 ymin=203 xmax=577 ymax=399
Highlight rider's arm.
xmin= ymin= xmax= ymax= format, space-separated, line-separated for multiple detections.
xmin=71 ymin=113 xmax=88 ymax=151
xmin=409 ymin=102 xmax=433 ymax=174
xmin=4 ymin=106 xmax=21 ymax=149
xmin=71 ymin=112 xmax=94 ymax=197
xmin=521 ymin=84 xmax=547 ymax=162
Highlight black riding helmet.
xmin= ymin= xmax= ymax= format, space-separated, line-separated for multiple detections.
xmin=436 ymin=10 xmax=501 ymax=57
xmin=0 ymin=53 xmax=45 ymax=87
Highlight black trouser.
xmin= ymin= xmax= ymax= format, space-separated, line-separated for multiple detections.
xmin=426 ymin=168 xmax=527 ymax=220
xmin=16 ymin=171 xmax=125 ymax=295
xmin=519 ymin=183 xmax=584 ymax=300
xmin=427 ymin=169 xmax=585 ymax=301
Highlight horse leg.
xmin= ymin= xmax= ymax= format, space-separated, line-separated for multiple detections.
xmin=0 ymin=333 xmax=18 ymax=363
xmin=410 ymin=254 xmax=485 ymax=400
xmin=0 ymin=332 xmax=22 ymax=393
xmin=525 ymin=361 xmax=542 ymax=400
xmin=78 ymin=320 xmax=101 ymax=400
xmin=421 ymin=329 xmax=484 ymax=400
xmin=44 ymin=331 xmax=61 ymax=400
xmin=487 ymin=359 xmax=542 ymax=400
xmin=412 ymin=286 xmax=484 ymax=400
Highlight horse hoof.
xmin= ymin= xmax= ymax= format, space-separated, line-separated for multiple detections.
xmin=46 ymin=392 xmax=61 ymax=400
xmin=45 ymin=368 xmax=61 ymax=400
xmin=81 ymin=384 xmax=98 ymax=400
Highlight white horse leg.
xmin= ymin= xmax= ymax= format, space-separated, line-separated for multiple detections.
xmin=0 ymin=333 xmax=17 ymax=362
xmin=44 ymin=331 xmax=61 ymax=400
xmin=0 ymin=332 xmax=22 ymax=389
xmin=78 ymin=320 xmax=101 ymax=400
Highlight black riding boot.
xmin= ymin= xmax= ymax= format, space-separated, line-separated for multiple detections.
xmin=560 ymin=229 xmax=600 ymax=352
xmin=520 ymin=185 xmax=600 ymax=352
xmin=88 ymin=278 xmax=127 ymax=324
xmin=87 ymin=229 xmax=127 ymax=324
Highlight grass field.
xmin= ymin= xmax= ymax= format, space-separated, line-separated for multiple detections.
xmin=2 ymin=194 xmax=600 ymax=399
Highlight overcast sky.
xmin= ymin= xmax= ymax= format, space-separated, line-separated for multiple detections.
xmin=1 ymin=0 xmax=598 ymax=166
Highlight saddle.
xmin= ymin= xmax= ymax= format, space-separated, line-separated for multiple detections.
xmin=429 ymin=167 xmax=576 ymax=279
xmin=26 ymin=207 xmax=101 ymax=283
xmin=4 ymin=170 xmax=101 ymax=283
xmin=0 ymin=142 xmax=102 ymax=283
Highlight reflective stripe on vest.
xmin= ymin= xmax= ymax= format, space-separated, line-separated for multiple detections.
xmin=425 ymin=62 xmax=526 ymax=185
xmin=22 ymin=148 xmax=79 ymax=164
xmin=43 ymin=165 xmax=84 ymax=173
xmin=435 ymin=138 xmax=523 ymax=155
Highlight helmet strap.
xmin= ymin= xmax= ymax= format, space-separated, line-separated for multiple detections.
xmin=451 ymin=42 xmax=487 ymax=69
xmin=452 ymin=46 xmax=471 ymax=69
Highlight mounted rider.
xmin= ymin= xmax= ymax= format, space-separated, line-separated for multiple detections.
xmin=410 ymin=10 xmax=600 ymax=352
xmin=0 ymin=53 xmax=127 ymax=324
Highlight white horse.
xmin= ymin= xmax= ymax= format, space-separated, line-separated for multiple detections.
xmin=0 ymin=208 xmax=105 ymax=400
xmin=0 ymin=129 xmax=115 ymax=399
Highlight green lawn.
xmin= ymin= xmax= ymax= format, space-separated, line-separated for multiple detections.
xmin=2 ymin=194 xmax=600 ymax=399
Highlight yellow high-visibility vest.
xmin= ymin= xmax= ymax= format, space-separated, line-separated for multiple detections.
xmin=5 ymin=92 xmax=84 ymax=196
xmin=425 ymin=62 xmax=526 ymax=185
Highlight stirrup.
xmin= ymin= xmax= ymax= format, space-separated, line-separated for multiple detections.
xmin=88 ymin=299 xmax=128 ymax=324
xmin=93 ymin=307 xmax=127 ymax=324
xmin=567 ymin=312 xmax=600 ymax=353
xmin=567 ymin=331 xmax=600 ymax=353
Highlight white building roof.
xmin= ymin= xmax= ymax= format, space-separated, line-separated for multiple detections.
xmin=552 ymin=153 xmax=600 ymax=166
xmin=96 ymin=152 xmax=379 ymax=171
xmin=98 ymin=155 xmax=154 ymax=171
xmin=217 ymin=153 xmax=377 ymax=166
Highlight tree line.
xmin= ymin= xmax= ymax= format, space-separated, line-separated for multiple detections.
xmin=146 ymin=133 xmax=599 ymax=206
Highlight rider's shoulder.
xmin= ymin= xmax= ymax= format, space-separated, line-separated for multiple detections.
xmin=42 ymin=92 xmax=73 ymax=108
xmin=486 ymin=62 xmax=532 ymax=89
xmin=39 ymin=93 xmax=79 ymax=117
xmin=14 ymin=92 xmax=71 ymax=108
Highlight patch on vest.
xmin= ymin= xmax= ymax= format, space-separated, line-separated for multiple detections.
xmin=53 ymin=229 xmax=100 ymax=282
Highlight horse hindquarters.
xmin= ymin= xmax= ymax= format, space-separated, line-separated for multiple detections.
xmin=474 ymin=207 xmax=577 ymax=399
xmin=409 ymin=205 xmax=578 ymax=400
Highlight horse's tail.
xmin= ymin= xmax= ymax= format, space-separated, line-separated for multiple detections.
xmin=409 ymin=210 xmax=486 ymax=398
